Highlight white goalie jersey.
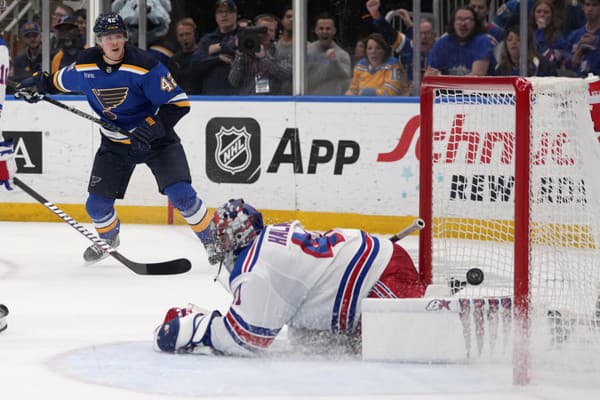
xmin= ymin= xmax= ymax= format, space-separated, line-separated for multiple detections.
xmin=208 ymin=221 xmax=393 ymax=356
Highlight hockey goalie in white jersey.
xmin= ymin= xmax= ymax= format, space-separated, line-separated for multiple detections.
xmin=155 ymin=199 xmax=425 ymax=355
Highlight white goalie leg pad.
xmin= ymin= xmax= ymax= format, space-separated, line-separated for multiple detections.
xmin=361 ymin=297 xmax=466 ymax=363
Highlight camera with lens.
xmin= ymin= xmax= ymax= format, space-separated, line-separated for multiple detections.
xmin=237 ymin=25 xmax=269 ymax=55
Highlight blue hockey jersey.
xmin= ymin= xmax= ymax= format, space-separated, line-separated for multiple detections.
xmin=49 ymin=44 xmax=189 ymax=143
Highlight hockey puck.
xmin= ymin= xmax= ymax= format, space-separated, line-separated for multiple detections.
xmin=466 ymin=268 xmax=484 ymax=286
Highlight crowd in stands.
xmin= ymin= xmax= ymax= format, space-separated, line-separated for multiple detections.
xmin=8 ymin=0 xmax=600 ymax=97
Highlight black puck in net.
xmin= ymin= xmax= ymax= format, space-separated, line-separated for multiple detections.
xmin=466 ymin=268 xmax=484 ymax=286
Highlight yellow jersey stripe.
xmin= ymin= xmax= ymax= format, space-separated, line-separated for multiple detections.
xmin=120 ymin=64 xmax=149 ymax=75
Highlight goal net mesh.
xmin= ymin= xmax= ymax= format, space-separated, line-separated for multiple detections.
xmin=425 ymin=77 xmax=600 ymax=380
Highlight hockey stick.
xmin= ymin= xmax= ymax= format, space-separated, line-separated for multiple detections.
xmin=40 ymin=95 xmax=132 ymax=136
xmin=9 ymin=79 xmax=131 ymax=137
xmin=12 ymin=177 xmax=191 ymax=275
xmin=389 ymin=218 xmax=425 ymax=242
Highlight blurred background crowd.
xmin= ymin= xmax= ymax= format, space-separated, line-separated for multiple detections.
xmin=2 ymin=0 xmax=598 ymax=96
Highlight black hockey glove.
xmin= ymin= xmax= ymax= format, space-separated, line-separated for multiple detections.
xmin=131 ymin=116 xmax=166 ymax=153
xmin=14 ymin=71 xmax=52 ymax=104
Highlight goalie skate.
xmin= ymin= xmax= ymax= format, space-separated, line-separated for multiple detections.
xmin=83 ymin=235 xmax=120 ymax=262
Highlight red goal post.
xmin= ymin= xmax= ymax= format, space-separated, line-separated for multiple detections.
xmin=418 ymin=76 xmax=600 ymax=385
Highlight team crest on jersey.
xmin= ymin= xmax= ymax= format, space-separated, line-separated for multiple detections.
xmin=92 ymin=87 xmax=129 ymax=120
xmin=214 ymin=126 xmax=252 ymax=174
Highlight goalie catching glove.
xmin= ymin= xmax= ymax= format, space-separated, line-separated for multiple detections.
xmin=154 ymin=304 xmax=221 ymax=354
xmin=14 ymin=71 xmax=54 ymax=104
xmin=0 ymin=139 xmax=16 ymax=190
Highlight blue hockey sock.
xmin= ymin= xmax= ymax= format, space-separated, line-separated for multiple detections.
xmin=86 ymin=194 xmax=120 ymax=240
xmin=164 ymin=183 xmax=212 ymax=246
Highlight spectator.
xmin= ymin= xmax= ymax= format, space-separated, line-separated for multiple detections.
xmin=494 ymin=23 xmax=557 ymax=76
xmin=275 ymin=6 xmax=293 ymax=94
xmin=51 ymin=15 xmax=85 ymax=73
xmin=530 ymin=0 xmax=570 ymax=70
xmin=229 ymin=14 xmax=292 ymax=95
xmin=345 ymin=33 xmax=408 ymax=96
xmin=51 ymin=3 xmax=75 ymax=51
xmin=567 ymin=0 xmax=600 ymax=76
xmin=493 ymin=0 xmax=583 ymax=35
xmin=75 ymin=8 xmax=87 ymax=43
xmin=192 ymin=0 xmax=239 ymax=95
xmin=169 ymin=18 xmax=202 ymax=94
xmin=365 ymin=1 xmax=409 ymax=62
xmin=306 ymin=14 xmax=351 ymax=95
xmin=469 ymin=0 xmax=504 ymax=44
xmin=365 ymin=0 xmax=437 ymax=94
xmin=425 ymin=5 xmax=495 ymax=76
xmin=11 ymin=22 xmax=42 ymax=84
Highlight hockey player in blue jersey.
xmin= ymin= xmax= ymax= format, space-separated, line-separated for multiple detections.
xmin=154 ymin=199 xmax=426 ymax=356
xmin=15 ymin=13 xmax=213 ymax=262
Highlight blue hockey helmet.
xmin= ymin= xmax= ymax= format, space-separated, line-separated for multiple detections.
xmin=206 ymin=199 xmax=264 ymax=267
xmin=93 ymin=12 xmax=127 ymax=37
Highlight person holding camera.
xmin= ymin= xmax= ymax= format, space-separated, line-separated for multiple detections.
xmin=191 ymin=0 xmax=239 ymax=94
xmin=228 ymin=14 xmax=292 ymax=95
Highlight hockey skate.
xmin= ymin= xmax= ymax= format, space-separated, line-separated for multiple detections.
xmin=83 ymin=235 xmax=120 ymax=262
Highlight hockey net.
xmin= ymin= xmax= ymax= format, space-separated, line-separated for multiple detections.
xmin=419 ymin=76 xmax=600 ymax=385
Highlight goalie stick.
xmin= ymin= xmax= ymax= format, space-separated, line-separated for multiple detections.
xmin=389 ymin=218 xmax=425 ymax=242
xmin=12 ymin=177 xmax=191 ymax=275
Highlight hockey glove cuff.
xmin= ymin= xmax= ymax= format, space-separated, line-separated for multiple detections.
xmin=0 ymin=139 xmax=17 ymax=191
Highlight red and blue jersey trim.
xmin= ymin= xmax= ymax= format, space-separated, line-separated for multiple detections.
xmin=228 ymin=230 xmax=266 ymax=285
xmin=331 ymin=232 xmax=380 ymax=332
xmin=223 ymin=307 xmax=281 ymax=351
xmin=369 ymin=281 xmax=397 ymax=298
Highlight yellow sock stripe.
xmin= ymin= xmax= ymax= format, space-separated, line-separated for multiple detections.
xmin=96 ymin=217 xmax=119 ymax=234
xmin=190 ymin=213 xmax=212 ymax=233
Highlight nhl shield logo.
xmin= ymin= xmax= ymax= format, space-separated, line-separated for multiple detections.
xmin=206 ymin=118 xmax=261 ymax=184
xmin=215 ymin=126 xmax=251 ymax=174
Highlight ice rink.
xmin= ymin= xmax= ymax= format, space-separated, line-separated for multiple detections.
xmin=0 ymin=221 xmax=599 ymax=400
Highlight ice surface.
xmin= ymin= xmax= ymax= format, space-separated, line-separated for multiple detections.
xmin=0 ymin=221 xmax=598 ymax=399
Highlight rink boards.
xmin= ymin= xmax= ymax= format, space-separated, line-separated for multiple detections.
xmin=0 ymin=96 xmax=422 ymax=233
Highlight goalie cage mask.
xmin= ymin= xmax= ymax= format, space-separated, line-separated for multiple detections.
xmin=206 ymin=199 xmax=264 ymax=270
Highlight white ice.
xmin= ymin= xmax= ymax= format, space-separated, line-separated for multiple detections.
xmin=0 ymin=221 xmax=598 ymax=400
